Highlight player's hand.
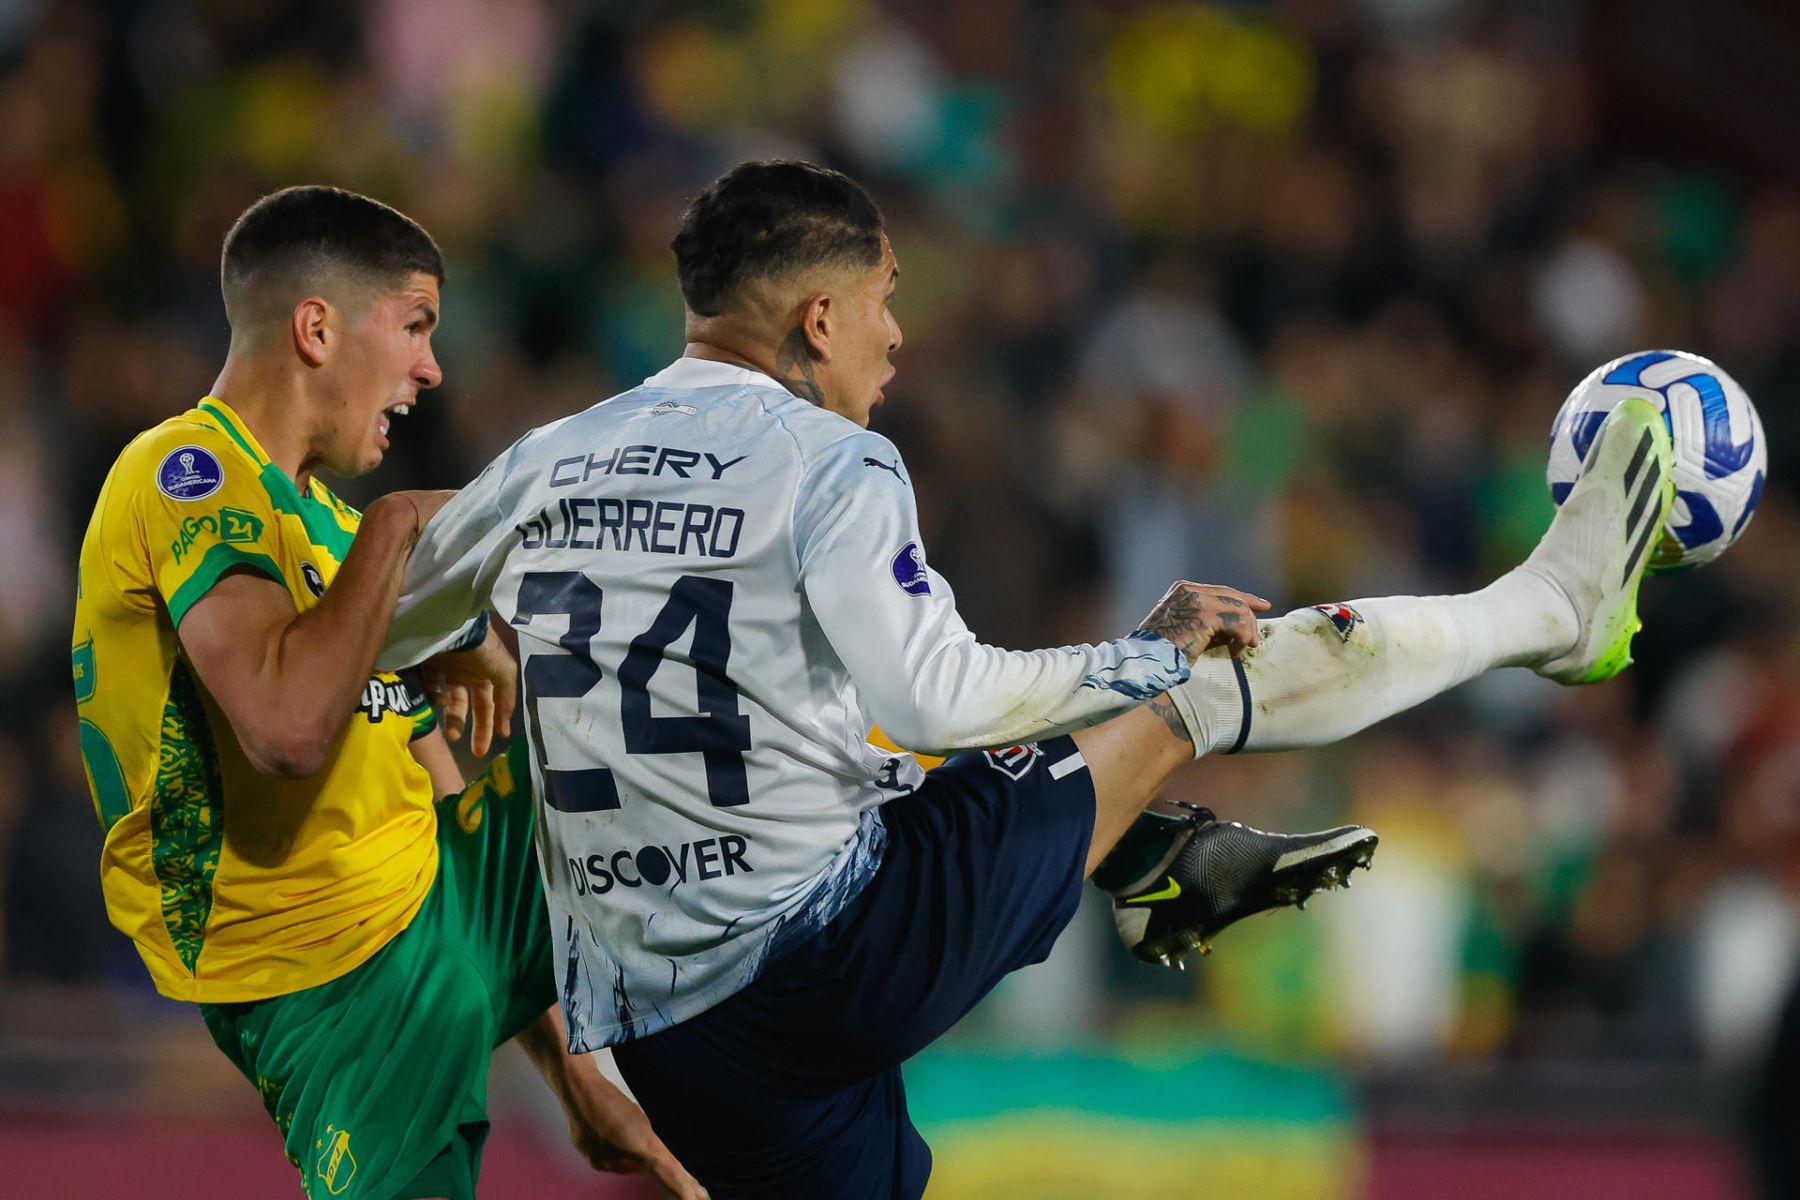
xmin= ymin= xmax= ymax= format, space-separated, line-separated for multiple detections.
xmin=563 ymin=1073 xmax=710 ymax=1199
xmin=1138 ymin=581 xmax=1272 ymax=661
xmin=420 ymin=633 xmax=517 ymax=757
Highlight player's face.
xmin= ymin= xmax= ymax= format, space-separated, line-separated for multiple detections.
xmin=322 ymin=272 xmax=442 ymax=476
xmin=822 ymin=236 xmax=901 ymax=428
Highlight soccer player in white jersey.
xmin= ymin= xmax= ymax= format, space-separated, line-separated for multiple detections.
xmin=381 ymin=162 xmax=1674 ymax=1197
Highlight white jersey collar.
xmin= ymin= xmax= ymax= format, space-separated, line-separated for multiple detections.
xmin=644 ymin=356 xmax=787 ymax=392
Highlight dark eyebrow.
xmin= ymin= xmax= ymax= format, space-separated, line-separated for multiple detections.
xmin=413 ymin=303 xmax=438 ymax=330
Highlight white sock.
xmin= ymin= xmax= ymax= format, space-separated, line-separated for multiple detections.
xmin=1168 ymin=566 xmax=1579 ymax=756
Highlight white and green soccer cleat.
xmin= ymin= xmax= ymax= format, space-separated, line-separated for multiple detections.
xmin=1530 ymin=396 xmax=1675 ymax=685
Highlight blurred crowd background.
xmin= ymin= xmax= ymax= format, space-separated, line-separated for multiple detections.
xmin=3 ymin=0 xmax=1797 ymax=1196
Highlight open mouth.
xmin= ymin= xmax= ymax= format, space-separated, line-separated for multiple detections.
xmin=377 ymin=402 xmax=410 ymax=446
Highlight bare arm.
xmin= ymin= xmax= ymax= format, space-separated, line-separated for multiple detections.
xmin=514 ymin=1004 xmax=707 ymax=1198
xmin=179 ymin=491 xmax=450 ymax=778
xmin=408 ymin=728 xmax=465 ymax=799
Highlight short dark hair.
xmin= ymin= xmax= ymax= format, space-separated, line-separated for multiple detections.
xmin=672 ymin=161 xmax=884 ymax=317
xmin=221 ymin=186 xmax=444 ymax=325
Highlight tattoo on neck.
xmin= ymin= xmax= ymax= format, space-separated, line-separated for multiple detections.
xmin=775 ymin=326 xmax=826 ymax=407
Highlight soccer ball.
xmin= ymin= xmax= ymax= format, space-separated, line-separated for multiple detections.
xmin=1548 ymin=350 xmax=1766 ymax=570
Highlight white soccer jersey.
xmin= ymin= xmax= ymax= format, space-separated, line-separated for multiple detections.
xmin=380 ymin=357 xmax=1190 ymax=1049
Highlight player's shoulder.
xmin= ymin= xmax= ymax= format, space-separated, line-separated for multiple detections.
xmin=754 ymin=396 xmax=896 ymax=469
xmin=103 ymin=407 xmax=248 ymax=512
xmin=794 ymin=419 xmax=907 ymax=487
xmin=113 ymin=406 xmax=237 ymax=468
xmin=509 ymin=402 xmax=601 ymax=463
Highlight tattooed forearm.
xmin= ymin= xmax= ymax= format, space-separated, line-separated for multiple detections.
xmin=775 ymin=326 xmax=826 ymax=407
xmin=1147 ymin=693 xmax=1193 ymax=745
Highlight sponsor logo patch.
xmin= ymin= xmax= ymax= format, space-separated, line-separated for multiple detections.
xmin=218 ymin=506 xmax=264 ymax=544
xmin=890 ymin=542 xmax=931 ymax=597
xmin=156 ymin=446 xmax=224 ymax=502
xmin=169 ymin=513 xmax=218 ymax=567
xmin=984 ymin=744 xmax=1042 ymax=780
xmin=1313 ymin=602 xmax=1364 ymax=643
xmin=567 ymin=834 xmax=756 ymax=896
xmin=357 ymin=674 xmax=428 ymax=724
xmin=301 ymin=561 xmax=326 ymax=598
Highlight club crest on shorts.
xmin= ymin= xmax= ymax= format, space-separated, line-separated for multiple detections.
xmin=315 ymin=1124 xmax=357 ymax=1195
xmin=301 ymin=562 xmax=326 ymax=598
xmin=890 ymin=542 xmax=931 ymax=597
xmin=156 ymin=445 xmax=224 ymax=502
xmin=984 ymin=744 xmax=1042 ymax=780
xmin=1313 ymin=602 xmax=1364 ymax=643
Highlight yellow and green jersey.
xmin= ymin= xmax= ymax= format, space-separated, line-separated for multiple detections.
xmin=73 ymin=396 xmax=441 ymax=1003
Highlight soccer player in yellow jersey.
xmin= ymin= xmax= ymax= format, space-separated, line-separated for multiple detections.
xmin=71 ymin=186 xmax=703 ymax=1200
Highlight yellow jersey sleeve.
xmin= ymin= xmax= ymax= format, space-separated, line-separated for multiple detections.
xmin=129 ymin=430 xmax=288 ymax=627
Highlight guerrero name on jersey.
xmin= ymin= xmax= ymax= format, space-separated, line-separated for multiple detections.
xmin=74 ymin=397 xmax=440 ymax=1002
xmin=380 ymin=359 xmax=1190 ymax=1049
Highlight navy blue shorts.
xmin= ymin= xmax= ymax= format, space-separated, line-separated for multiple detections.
xmin=612 ymin=736 xmax=1095 ymax=1199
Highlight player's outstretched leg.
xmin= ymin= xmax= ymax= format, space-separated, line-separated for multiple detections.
xmin=1166 ymin=396 xmax=1675 ymax=756
xmin=1078 ymin=397 xmax=1671 ymax=965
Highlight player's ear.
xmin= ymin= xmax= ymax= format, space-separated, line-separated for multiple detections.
xmin=798 ymin=292 xmax=832 ymax=365
xmin=292 ymin=296 xmax=331 ymax=367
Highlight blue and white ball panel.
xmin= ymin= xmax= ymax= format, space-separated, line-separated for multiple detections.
xmin=1547 ymin=349 xmax=1766 ymax=569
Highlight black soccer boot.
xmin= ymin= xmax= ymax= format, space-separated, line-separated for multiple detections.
xmin=1095 ymin=801 xmax=1378 ymax=968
